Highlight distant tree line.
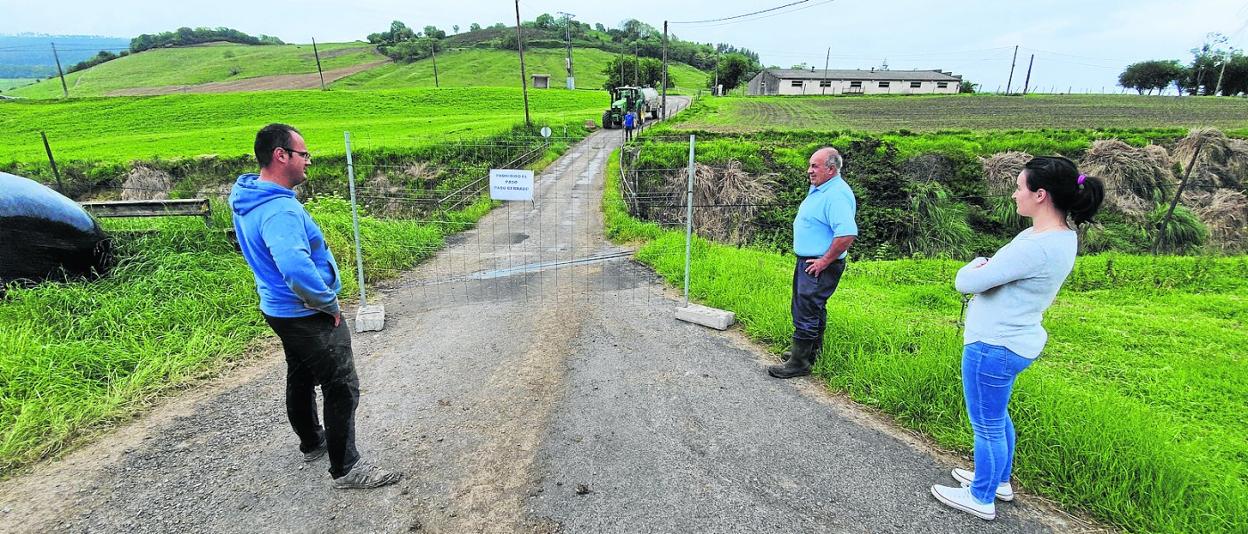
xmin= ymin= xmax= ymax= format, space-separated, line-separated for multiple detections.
xmin=129 ymin=27 xmax=284 ymax=54
xmin=1120 ymin=33 xmax=1248 ymax=95
xmin=369 ymin=17 xmax=764 ymax=91
xmin=67 ymin=50 xmax=130 ymax=74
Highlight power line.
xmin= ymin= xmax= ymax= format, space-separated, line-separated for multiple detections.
xmin=670 ymin=0 xmax=814 ymax=24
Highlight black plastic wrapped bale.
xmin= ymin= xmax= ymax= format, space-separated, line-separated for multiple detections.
xmin=1 ymin=172 xmax=112 ymax=284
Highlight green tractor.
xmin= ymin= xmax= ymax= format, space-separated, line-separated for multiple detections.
xmin=601 ymin=86 xmax=661 ymax=129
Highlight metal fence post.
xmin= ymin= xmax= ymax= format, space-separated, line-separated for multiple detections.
xmin=344 ymin=132 xmax=367 ymax=305
xmin=344 ymin=131 xmax=386 ymax=332
xmin=683 ymin=134 xmax=695 ymax=307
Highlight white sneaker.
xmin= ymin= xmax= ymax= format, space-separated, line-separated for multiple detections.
xmin=951 ymin=467 xmax=1014 ymax=501
xmin=931 ymin=484 xmax=996 ymax=520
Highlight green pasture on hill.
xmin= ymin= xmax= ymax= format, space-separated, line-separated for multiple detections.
xmin=331 ymin=47 xmax=709 ymax=94
xmin=668 ymin=94 xmax=1248 ymax=133
xmin=0 ymin=87 xmax=605 ymax=167
xmin=7 ymin=42 xmax=384 ymax=98
xmin=602 ymin=150 xmax=1248 ymax=534
xmin=0 ymin=78 xmax=36 ymax=92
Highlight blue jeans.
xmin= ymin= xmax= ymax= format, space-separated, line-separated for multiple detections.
xmin=962 ymin=341 xmax=1034 ymax=504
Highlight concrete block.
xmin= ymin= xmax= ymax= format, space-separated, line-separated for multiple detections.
xmin=354 ymin=304 xmax=386 ymax=333
xmin=675 ymin=304 xmax=735 ymax=330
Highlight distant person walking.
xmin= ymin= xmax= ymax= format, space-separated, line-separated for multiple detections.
xmin=229 ymin=123 xmax=401 ymax=490
xmin=930 ymin=156 xmax=1103 ymax=520
xmin=623 ymin=110 xmax=636 ymax=142
xmin=768 ymin=147 xmax=856 ymax=379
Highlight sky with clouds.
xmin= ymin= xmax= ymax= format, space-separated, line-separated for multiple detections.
xmin=4 ymin=0 xmax=1247 ymax=92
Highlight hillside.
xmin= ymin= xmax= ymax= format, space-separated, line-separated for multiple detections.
xmin=7 ymin=42 xmax=384 ymax=98
xmin=332 ymin=47 xmax=708 ymax=93
xmin=0 ymin=87 xmax=606 ymax=165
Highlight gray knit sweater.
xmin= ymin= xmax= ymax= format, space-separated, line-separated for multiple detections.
xmin=956 ymin=228 xmax=1078 ymax=359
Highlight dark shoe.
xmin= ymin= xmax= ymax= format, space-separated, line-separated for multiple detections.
xmin=781 ymin=337 xmax=823 ymax=362
xmin=332 ymin=461 xmax=402 ymax=489
xmin=768 ymin=337 xmax=817 ymax=379
xmin=302 ymin=442 xmax=327 ymax=462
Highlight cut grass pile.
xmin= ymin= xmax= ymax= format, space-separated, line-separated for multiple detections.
xmin=669 ymin=94 xmax=1248 ymax=133
xmin=0 ymin=87 xmax=605 ymax=166
xmin=332 ymin=47 xmax=709 ymax=94
xmin=604 ymin=149 xmax=1248 ymax=533
xmin=7 ymin=42 xmax=384 ymax=98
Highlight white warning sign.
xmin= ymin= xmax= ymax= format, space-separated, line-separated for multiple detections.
xmin=489 ymin=169 xmax=535 ymax=201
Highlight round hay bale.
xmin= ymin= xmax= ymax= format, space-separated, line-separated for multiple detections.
xmin=1079 ymin=140 xmax=1174 ymax=218
xmin=120 ymin=166 xmax=172 ymax=201
xmin=1192 ymin=189 xmax=1248 ymax=252
xmin=1173 ymin=128 xmax=1247 ymax=190
xmin=979 ymin=151 xmax=1031 ymax=196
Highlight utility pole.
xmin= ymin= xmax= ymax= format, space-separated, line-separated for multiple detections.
xmin=714 ymin=50 xmax=720 ymax=95
xmin=430 ymin=38 xmax=440 ymax=88
xmin=51 ymin=42 xmax=68 ymax=98
xmin=634 ymin=44 xmax=640 ymax=86
xmin=312 ymin=38 xmax=326 ymax=91
xmin=514 ymin=0 xmax=531 ymax=127
xmin=822 ymin=46 xmax=830 ymax=95
xmin=661 ymin=21 xmax=668 ymax=120
xmin=1005 ymin=45 xmax=1018 ymax=94
xmin=558 ymin=12 xmax=575 ymax=89
xmin=1022 ymin=54 xmax=1034 ymax=94
xmin=1214 ymin=59 xmax=1228 ymax=96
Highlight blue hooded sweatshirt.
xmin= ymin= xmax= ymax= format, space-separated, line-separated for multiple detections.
xmin=229 ymin=173 xmax=341 ymax=318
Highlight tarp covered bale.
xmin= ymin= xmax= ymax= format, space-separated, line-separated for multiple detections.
xmin=1 ymin=172 xmax=112 ymax=284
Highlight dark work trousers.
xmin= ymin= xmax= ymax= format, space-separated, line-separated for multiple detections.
xmin=791 ymin=256 xmax=847 ymax=341
xmin=263 ymin=313 xmax=361 ymax=478
xmin=625 ymin=126 xmax=634 ymax=142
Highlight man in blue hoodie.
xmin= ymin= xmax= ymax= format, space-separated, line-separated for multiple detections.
xmin=230 ymin=123 xmax=400 ymax=489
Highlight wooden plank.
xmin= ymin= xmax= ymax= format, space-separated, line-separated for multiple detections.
xmin=80 ymin=199 xmax=210 ymax=219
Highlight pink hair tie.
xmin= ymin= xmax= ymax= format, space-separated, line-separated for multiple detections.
xmin=1077 ymin=174 xmax=1086 ymax=189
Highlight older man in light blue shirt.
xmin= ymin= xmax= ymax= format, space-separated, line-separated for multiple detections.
xmin=769 ymin=147 xmax=857 ymax=379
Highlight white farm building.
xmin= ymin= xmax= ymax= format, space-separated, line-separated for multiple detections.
xmin=747 ymin=68 xmax=963 ymax=96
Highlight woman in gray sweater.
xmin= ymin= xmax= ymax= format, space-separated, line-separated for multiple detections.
xmin=930 ymin=156 xmax=1104 ymax=520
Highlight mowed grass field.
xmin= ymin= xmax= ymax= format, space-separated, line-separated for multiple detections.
xmin=602 ymin=152 xmax=1248 ymax=533
xmin=671 ymin=94 xmax=1248 ymax=133
xmin=7 ymin=42 xmax=384 ymax=98
xmin=331 ymin=47 xmax=709 ymax=94
xmin=0 ymin=87 xmax=605 ymax=165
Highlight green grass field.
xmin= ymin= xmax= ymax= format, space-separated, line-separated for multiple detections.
xmin=331 ymin=47 xmax=709 ymax=94
xmin=603 ymin=150 xmax=1248 ymax=533
xmin=670 ymin=94 xmax=1248 ymax=133
xmin=0 ymin=87 xmax=605 ymax=166
xmin=0 ymin=78 xmax=37 ymax=92
xmin=7 ymin=42 xmax=384 ymax=98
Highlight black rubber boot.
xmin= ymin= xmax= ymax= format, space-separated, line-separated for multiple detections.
xmin=781 ymin=336 xmax=822 ymax=362
xmin=768 ymin=338 xmax=817 ymax=379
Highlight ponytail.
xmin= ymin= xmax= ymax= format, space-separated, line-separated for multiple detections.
xmin=1023 ymin=156 xmax=1105 ymax=225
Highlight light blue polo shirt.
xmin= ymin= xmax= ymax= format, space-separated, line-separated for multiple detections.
xmin=793 ymin=175 xmax=857 ymax=258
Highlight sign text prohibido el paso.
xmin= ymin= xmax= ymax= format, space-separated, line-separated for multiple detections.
xmin=489 ymin=169 xmax=534 ymax=201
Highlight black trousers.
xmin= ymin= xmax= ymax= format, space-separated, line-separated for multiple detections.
xmin=791 ymin=256 xmax=847 ymax=341
xmin=625 ymin=127 xmax=634 ymax=141
xmin=263 ymin=313 xmax=360 ymax=478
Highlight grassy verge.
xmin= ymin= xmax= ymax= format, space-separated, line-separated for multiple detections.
xmin=604 ymin=148 xmax=1248 ymax=533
